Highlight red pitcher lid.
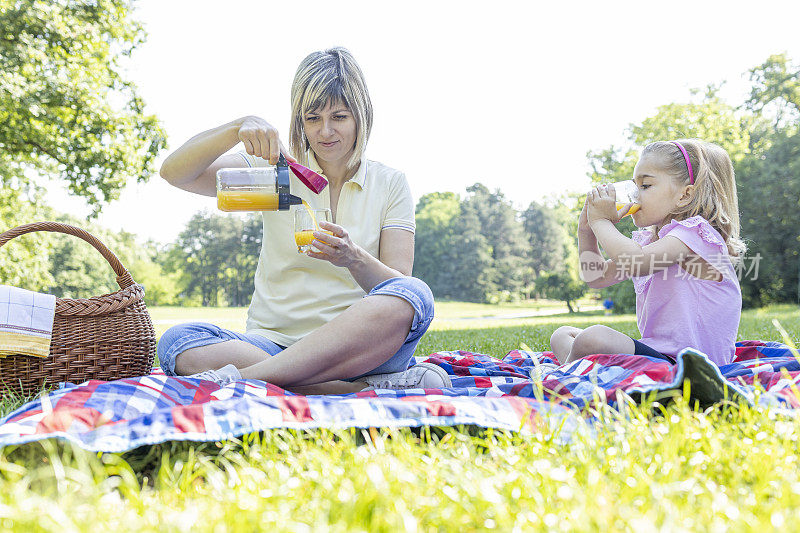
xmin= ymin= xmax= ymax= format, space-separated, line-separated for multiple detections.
xmin=288 ymin=161 xmax=328 ymax=194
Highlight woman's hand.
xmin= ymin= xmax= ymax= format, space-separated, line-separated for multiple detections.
xmin=237 ymin=116 xmax=296 ymax=165
xmin=306 ymin=221 xmax=362 ymax=268
xmin=586 ymin=184 xmax=623 ymax=226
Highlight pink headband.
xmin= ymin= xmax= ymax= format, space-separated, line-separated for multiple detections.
xmin=671 ymin=141 xmax=695 ymax=184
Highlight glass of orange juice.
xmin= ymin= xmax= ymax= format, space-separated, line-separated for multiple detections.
xmin=613 ymin=180 xmax=640 ymax=218
xmin=294 ymin=207 xmax=332 ymax=253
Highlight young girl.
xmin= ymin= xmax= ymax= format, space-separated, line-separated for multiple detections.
xmin=549 ymin=139 xmax=745 ymax=367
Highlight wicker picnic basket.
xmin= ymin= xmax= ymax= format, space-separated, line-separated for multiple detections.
xmin=0 ymin=222 xmax=156 ymax=396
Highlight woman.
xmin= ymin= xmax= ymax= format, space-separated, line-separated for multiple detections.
xmin=157 ymin=47 xmax=449 ymax=394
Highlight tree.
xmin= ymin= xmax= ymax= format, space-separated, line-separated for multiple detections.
xmin=737 ymin=129 xmax=800 ymax=306
xmin=43 ymin=213 xmax=167 ymax=300
xmin=600 ymin=280 xmax=637 ymax=314
xmin=413 ymin=192 xmax=461 ymax=295
xmin=415 ymin=185 xmax=571 ymax=303
xmin=0 ymin=189 xmax=55 ymax=291
xmin=461 ymin=183 xmax=529 ymax=300
xmin=519 ymin=201 xmax=569 ymax=299
xmin=162 ymin=212 xmax=263 ymax=307
xmin=522 ymin=201 xmax=568 ymax=267
xmin=538 ymin=271 xmax=587 ymax=313
xmin=166 ymin=213 xmax=228 ymax=306
xmin=747 ymin=53 xmax=800 ymax=128
xmin=587 ymin=88 xmax=751 ymax=185
xmin=128 ymin=254 xmax=181 ymax=306
xmin=632 ymin=89 xmax=752 ymax=164
xmin=224 ymin=214 xmax=262 ymax=307
xmin=736 ymin=55 xmax=800 ymax=306
xmin=441 ymin=208 xmax=494 ymax=302
xmin=0 ymin=0 xmax=166 ymax=212
xmin=0 ymin=205 xmax=181 ymax=303
xmin=413 ymin=192 xmax=494 ymax=302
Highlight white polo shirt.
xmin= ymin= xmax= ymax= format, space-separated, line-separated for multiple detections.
xmin=238 ymin=151 xmax=416 ymax=347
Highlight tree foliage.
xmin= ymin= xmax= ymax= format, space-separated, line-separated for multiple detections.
xmin=162 ymin=212 xmax=262 ymax=307
xmin=412 ymin=186 xmax=571 ymax=303
xmin=736 ymin=55 xmax=800 ymax=306
xmin=413 ymin=191 xmax=494 ymax=302
xmin=0 ymin=189 xmax=54 ymax=291
xmin=747 ymin=53 xmax=800 ymax=127
xmin=537 ymin=271 xmax=587 ymax=313
xmin=0 ymin=208 xmax=180 ymax=305
xmin=460 ymin=184 xmax=529 ymax=299
xmin=413 ymin=192 xmax=461 ymax=294
xmin=587 ymin=89 xmax=750 ymax=187
xmin=737 ymin=129 xmax=800 ymax=306
xmin=41 ymin=213 xmax=178 ymax=304
xmin=521 ymin=201 xmax=568 ymax=276
xmin=0 ymin=0 xmax=166 ymax=211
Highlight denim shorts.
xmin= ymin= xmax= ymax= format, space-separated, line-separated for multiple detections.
xmin=157 ymin=276 xmax=434 ymax=380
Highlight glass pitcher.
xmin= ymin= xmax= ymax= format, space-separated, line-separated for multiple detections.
xmin=216 ymin=155 xmax=302 ymax=211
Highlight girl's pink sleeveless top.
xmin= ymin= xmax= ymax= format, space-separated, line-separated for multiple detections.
xmin=631 ymin=216 xmax=742 ymax=366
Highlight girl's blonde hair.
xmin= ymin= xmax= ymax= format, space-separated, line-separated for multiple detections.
xmin=641 ymin=139 xmax=746 ymax=259
xmin=289 ymin=47 xmax=373 ymax=171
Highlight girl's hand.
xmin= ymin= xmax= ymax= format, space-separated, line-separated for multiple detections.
xmin=237 ymin=116 xmax=296 ymax=165
xmin=306 ymin=221 xmax=361 ymax=268
xmin=586 ymin=184 xmax=622 ymax=226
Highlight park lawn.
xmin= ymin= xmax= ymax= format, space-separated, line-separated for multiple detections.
xmin=0 ymin=304 xmax=798 ymax=531
xmin=148 ymin=298 xmax=601 ymax=339
xmin=431 ymin=297 xmax=599 ymax=319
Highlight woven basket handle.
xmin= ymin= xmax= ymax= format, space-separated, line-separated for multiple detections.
xmin=0 ymin=222 xmax=135 ymax=289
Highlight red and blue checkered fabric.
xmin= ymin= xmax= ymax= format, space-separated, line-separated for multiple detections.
xmin=0 ymin=341 xmax=796 ymax=452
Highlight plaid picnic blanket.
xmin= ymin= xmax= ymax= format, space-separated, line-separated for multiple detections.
xmin=0 ymin=341 xmax=796 ymax=452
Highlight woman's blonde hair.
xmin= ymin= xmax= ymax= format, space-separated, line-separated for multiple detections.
xmin=641 ymin=139 xmax=746 ymax=259
xmin=289 ymin=47 xmax=373 ymax=171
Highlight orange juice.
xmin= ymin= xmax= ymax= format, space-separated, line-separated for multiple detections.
xmin=217 ymin=190 xmax=280 ymax=211
xmin=294 ymin=230 xmax=333 ymax=252
xmin=616 ymin=202 xmax=641 ymax=217
xmin=294 ymin=230 xmax=316 ymax=247
xmin=301 ymin=200 xmax=319 ymax=229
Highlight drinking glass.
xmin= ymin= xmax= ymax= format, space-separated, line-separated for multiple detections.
xmin=612 ymin=180 xmax=640 ymax=217
xmin=293 ymin=207 xmax=332 ymax=253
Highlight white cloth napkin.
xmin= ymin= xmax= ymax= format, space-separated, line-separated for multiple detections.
xmin=0 ymin=285 xmax=56 ymax=358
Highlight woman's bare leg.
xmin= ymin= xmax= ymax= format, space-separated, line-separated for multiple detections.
xmin=174 ymin=294 xmax=415 ymax=389
xmin=174 ymin=340 xmax=270 ymax=375
xmin=565 ymin=324 xmax=635 ymax=364
xmin=238 ymin=294 xmax=414 ymax=386
xmin=174 ymin=343 xmax=366 ymax=394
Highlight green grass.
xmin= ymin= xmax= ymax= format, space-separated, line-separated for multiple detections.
xmin=415 ymin=303 xmax=800 ymax=359
xmin=432 ymin=297 xmax=599 ymax=319
xmin=148 ymin=298 xmax=601 ymax=339
xmin=0 ymin=303 xmax=799 ymax=531
xmin=150 ymin=305 xmax=249 ymax=340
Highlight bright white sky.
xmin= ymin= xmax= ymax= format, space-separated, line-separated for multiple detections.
xmin=46 ymin=0 xmax=800 ymax=245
